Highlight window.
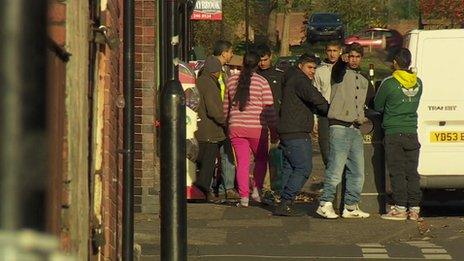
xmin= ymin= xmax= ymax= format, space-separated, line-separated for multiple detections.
xmin=311 ymin=14 xmax=340 ymax=23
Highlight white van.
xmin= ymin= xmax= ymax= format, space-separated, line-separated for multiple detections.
xmin=404 ymin=29 xmax=464 ymax=188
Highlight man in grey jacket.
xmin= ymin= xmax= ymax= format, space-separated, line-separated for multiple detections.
xmin=317 ymin=43 xmax=374 ymax=219
xmin=313 ymin=41 xmax=342 ymax=167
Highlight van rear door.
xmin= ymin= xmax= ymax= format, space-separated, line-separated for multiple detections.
xmin=410 ymin=29 xmax=464 ymax=186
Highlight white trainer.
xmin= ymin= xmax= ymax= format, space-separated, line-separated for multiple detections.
xmin=316 ymin=202 xmax=339 ymax=219
xmin=251 ymin=187 xmax=262 ymax=203
xmin=342 ymin=205 xmax=370 ymax=218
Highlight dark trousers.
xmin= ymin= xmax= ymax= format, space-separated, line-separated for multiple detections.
xmin=217 ymin=138 xmax=236 ymax=193
xmin=195 ymin=141 xmax=220 ymax=193
xmin=280 ymin=138 xmax=313 ymax=201
xmin=385 ymin=133 xmax=422 ymax=207
xmin=317 ymin=116 xmax=330 ymax=167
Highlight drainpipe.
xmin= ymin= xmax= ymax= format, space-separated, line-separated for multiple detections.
xmin=180 ymin=2 xmax=187 ymax=61
xmin=180 ymin=0 xmax=195 ymax=61
xmin=122 ymin=0 xmax=135 ymax=259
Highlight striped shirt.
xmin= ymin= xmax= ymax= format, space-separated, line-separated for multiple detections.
xmin=224 ymin=73 xmax=277 ymax=139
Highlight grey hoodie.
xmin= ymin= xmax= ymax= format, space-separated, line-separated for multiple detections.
xmin=313 ymin=60 xmax=334 ymax=103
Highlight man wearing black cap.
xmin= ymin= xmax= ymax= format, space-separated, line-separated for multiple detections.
xmin=194 ymin=56 xmax=226 ymax=201
xmin=274 ymin=54 xmax=329 ymax=216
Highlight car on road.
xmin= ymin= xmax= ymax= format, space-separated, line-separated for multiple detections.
xmin=305 ymin=13 xmax=344 ymax=44
xmin=275 ymin=56 xmax=299 ymax=72
xmin=275 ymin=55 xmax=321 ymax=72
xmin=344 ymin=28 xmax=403 ymax=50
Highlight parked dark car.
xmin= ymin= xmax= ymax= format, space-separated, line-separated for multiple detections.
xmin=275 ymin=56 xmax=299 ymax=72
xmin=344 ymin=28 xmax=403 ymax=50
xmin=305 ymin=13 xmax=344 ymax=43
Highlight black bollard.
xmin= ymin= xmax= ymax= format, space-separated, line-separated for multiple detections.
xmin=160 ymin=79 xmax=187 ymax=261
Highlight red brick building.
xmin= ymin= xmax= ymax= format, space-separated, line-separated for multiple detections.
xmin=47 ymin=0 xmax=129 ymax=259
xmin=133 ymin=0 xmax=159 ymax=215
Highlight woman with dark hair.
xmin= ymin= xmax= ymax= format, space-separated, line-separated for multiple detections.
xmin=224 ymin=52 xmax=278 ymax=207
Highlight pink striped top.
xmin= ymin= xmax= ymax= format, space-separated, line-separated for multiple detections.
xmin=224 ymin=73 xmax=277 ymax=139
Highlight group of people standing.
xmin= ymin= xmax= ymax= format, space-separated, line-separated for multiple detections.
xmin=193 ymin=39 xmax=423 ymax=221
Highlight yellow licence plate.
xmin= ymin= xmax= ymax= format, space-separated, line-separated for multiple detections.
xmin=430 ymin=131 xmax=464 ymax=143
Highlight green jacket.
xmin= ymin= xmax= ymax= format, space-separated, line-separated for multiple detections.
xmin=374 ymin=70 xmax=422 ymax=134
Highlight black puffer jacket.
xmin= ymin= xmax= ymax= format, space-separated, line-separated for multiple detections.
xmin=257 ymin=66 xmax=284 ymax=114
xmin=278 ymin=69 xmax=329 ymax=140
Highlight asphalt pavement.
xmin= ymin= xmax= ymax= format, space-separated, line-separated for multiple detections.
xmin=135 ymin=202 xmax=464 ymax=260
xmin=135 ymin=144 xmax=464 ymax=260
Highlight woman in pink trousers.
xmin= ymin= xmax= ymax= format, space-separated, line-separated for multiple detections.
xmin=224 ymin=51 xmax=278 ymax=207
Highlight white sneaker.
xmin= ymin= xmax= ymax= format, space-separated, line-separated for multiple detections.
xmin=236 ymin=197 xmax=249 ymax=207
xmin=342 ymin=205 xmax=370 ymax=218
xmin=251 ymin=187 xmax=262 ymax=203
xmin=316 ymin=202 xmax=339 ymax=219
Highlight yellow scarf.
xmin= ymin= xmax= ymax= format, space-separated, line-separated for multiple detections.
xmin=393 ymin=70 xmax=417 ymax=89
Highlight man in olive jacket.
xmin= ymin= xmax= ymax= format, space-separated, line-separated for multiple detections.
xmin=194 ymin=56 xmax=225 ymax=200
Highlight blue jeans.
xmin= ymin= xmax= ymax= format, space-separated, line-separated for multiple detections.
xmin=280 ymin=138 xmax=313 ymax=201
xmin=218 ymin=139 xmax=236 ymax=194
xmin=320 ymin=126 xmax=365 ymax=206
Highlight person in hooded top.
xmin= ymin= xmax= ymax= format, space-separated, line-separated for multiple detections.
xmin=194 ymin=56 xmax=227 ymax=201
xmin=374 ymin=48 xmax=423 ymax=221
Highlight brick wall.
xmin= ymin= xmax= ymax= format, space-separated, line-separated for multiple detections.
xmin=99 ymin=0 xmax=124 ymax=259
xmin=134 ymin=0 xmax=159 ymax=214
xmin=275 ymin=12 xmax=306 ymax=46
xmin=48 ymin=0 xmax=66 ymax=46
xmin=47 ymin=0 xmax=125 ymax=259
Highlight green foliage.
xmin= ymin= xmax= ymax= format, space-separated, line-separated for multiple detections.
xmin=192 ymin=0 xmax=422 ymax=55
xmin=270 ymin=0 xmax=314 ymax=13
xmin=295 ymin=0 xmax=419 ymax=34
xmin=389 ymin=0 xmax=419 ymax=20
xmin=192 ymin=21 xmax=221 ymax=55
xmin=420 ymin=0 xmax=464 ymax=27
xmin=305 ymin=0 xmax=390 ymax=34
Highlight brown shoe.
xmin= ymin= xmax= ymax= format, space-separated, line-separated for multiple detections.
xmin=226 ymin=189 xmax=240 ymax=200
xmin=408 ymin=210 xmax=422 ymax=221
xmin=381 ymin=206 xmax=407 ymax=221
xmin=206 ymin=191 xmax=220 ymax=203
